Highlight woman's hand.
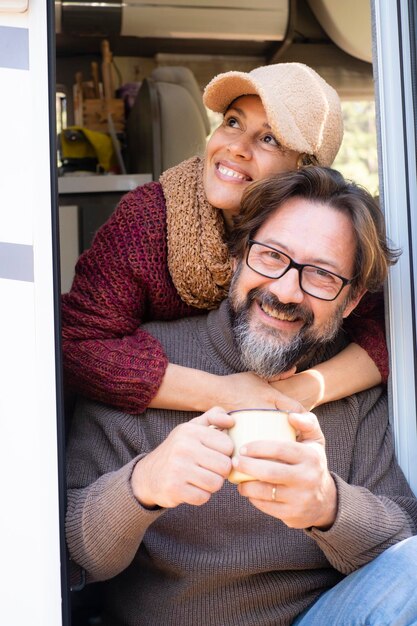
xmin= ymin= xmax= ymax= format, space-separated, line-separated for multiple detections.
xmin=215 ymin=371 xmax=304 ymax=413
xmin=271 ymin=370 xmax=324 ymax=412
xmin=131 ymin=407 xmax=234 ymax=509
xmin=271 ymin=343 xmax=383 ymax=411
xmin=149 ymin=364 xmax=305 ymax=413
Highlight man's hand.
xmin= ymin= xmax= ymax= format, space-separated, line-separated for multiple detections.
xmin=131 ymin=407 xmax=234 ymax=509
xmin=235 ymin=412 xmax=337 ymax=529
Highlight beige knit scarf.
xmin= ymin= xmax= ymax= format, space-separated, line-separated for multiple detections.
xmin=160 ymin=156 xmax=233 ymax=310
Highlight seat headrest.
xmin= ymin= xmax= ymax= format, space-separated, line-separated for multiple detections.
xmin=150 ymin=66 xmax=211 ymax=135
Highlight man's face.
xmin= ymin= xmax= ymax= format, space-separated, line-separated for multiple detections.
xmin=229 ymin=197 xmax=363 ymax=377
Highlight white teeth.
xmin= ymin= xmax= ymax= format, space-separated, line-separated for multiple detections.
xmin=218 ymin=164 xmax=248 ymax=180
xmin=261 ymin=303 xmax=296 ymax=321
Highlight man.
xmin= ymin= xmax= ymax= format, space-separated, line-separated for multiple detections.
xmin=66 ymin=167 xmax=417 ymax=626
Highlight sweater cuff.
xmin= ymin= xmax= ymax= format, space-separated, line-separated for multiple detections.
xmin=66 ymin=456 xmax=165 ymax=580
xmin=304 ymin=473 xmax=398 ymax=573
xmin=96 ymin=455 xmax=165 ymax=526
xmin=88 ymin=454 xmax=165 ymax=541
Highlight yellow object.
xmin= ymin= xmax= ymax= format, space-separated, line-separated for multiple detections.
xmin=60 ymin=126 xmax=116 ymax=171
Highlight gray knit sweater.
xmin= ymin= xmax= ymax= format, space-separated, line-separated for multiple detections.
xmin=66 ymin=301 xmax=417 ymax=626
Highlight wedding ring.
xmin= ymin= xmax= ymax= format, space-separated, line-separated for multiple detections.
xmin=271 ymin=486 xmax=277 ymax=501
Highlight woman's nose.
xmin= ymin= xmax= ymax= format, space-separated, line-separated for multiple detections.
xmin=227 ymin=135 xmax=252 ymax=159
xmin=268 ymin=268 xmax=305 ymax=304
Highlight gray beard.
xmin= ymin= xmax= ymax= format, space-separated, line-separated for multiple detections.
xmin=230 ymin=285 xmax=345 ymax=379
xmin=232 ymin=315 xmax=308 ymax=378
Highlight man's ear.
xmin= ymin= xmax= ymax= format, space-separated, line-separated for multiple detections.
xmin=342 ymin=289 xmax=367 ymax=319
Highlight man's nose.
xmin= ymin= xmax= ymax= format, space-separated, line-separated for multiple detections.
xmin=268 ymin=268 xmax=305 ymax=304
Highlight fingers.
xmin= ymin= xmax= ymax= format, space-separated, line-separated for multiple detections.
xmin=287 ymin=412 xmax=324 ymax=444
xmin=274 ymin=395 xmax=305 ymax=414
xmin=196 ymin=445 xmax=233 ymax=478
xmin=231 ymin=449 xmax=296 ymax=484
xmin=238 ymin=480 xmax=289 ymax=503
xmin=188 ymin=463 xmax=228 ymax=493
xmin=268 ymin=377 xmax=306 ymax=413
xmin=193 ymin=406 xmax=235 ymax=430
xmin=237 ymin=439 xmax=300 ymax=463
xmin=236 ymin=478 xmax=307 ymax=528
xmin=185 ymin=411 xmax=234 ymax=457
xmin=237 ymin=472 xmax=337 ymax=530
xmin=179 ymin=484 xmax=213 ymax=507
xmin=158 ymin=479 xmax=215 ymax=508
xmin=233 ymin=411 xmax=321 ymax=464
xmin=158 ymin=445 xmax=232 ymax=507
xmin=202 ymin=429 xmax=234 ymax=458
xmin=190 ymin=407 xmax=235 ymax=456
xmin=230 ymin=411 xmax=325 ymax=484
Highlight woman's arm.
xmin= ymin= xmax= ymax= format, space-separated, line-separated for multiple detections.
xmin=343 ymin=291 xmax=389 ymax=383
xmin=271 ymin=343 xmax=381 ymax=411
xmin=272 ymin=292 xmax=387 ymax=411
xmin=62 ymin=183 xmax=195 ymax=414
xmin=148 ymin=364 xmax=304 ymax=413
xmin=149 ymin=337 xmax=381 ymax=415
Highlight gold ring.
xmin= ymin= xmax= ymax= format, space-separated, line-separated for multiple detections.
xmin=271 ymin=486 xmax=277 ymax=501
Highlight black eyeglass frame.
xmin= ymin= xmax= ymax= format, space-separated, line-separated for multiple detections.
xmin=246 ymin=240 xmax=355 ymax=302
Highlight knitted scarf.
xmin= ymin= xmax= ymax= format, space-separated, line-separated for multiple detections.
xmin=160 ymin=156 xmax=233 ymax=310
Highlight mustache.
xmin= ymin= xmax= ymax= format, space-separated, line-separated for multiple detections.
xmin=248 ymin=287 xmax=314 ymax=326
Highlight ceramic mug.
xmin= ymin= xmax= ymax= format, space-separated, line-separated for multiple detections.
xmin=227 ymin=409 xmax=296 ymax=484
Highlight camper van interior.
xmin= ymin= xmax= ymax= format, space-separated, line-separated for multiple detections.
xmin=1 ymin=2 xmax=417 ymax=625
xmin=56 ymin=0 xmax=376 ymax=291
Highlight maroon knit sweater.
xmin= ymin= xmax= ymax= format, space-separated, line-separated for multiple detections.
xmin=61 ymin=181 xmax=388 ymax=414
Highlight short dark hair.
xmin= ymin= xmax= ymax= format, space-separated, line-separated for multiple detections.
xmin=228 ymin=166 xmax=400 ymax=297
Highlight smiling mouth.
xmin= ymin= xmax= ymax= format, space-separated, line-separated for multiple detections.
xmin=259 ymin=301 xmax=302 ymax=322
xmin=217 ymin=163 xmax=252 ymax=181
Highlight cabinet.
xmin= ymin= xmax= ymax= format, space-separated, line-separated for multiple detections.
xmin=58 ymin=173 xmax=152 ymax=292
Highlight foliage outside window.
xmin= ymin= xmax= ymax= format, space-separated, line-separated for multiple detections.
xmin=333 ymin=100 xmax=378 ymax=197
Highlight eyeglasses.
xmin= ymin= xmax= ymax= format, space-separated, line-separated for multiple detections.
xmin=246 ymin=240 xmax=354 ymax=301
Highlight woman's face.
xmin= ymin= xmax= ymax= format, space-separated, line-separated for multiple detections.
xmin=203 ymin=95 xmax=300 ymax=221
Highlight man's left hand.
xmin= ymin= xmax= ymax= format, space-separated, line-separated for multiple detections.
xmin=235 ymin=412 xmax=337 ymax=530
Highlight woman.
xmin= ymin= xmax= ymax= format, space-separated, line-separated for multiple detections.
xmin=61 ymin=62 xmax=385 ymax=414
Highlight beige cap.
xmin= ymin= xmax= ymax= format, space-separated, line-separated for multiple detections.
xmin=203 ymin=63 xmax=343 ymax=167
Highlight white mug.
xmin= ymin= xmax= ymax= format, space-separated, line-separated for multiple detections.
xmin=227 ymin=409 xmax=296 ymax=484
